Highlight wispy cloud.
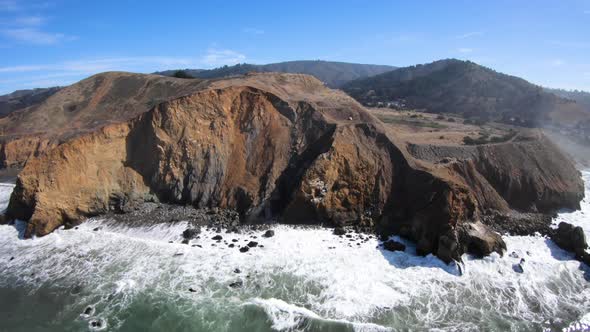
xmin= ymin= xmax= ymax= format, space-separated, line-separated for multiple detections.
xmin=458 ymin=47 xmax=473 ymax=53
xmin=0 ymin=2 xmax=73 ymax=45
xmin=0 ymin=1 xmax=52 ymax=12
xmin=0 ymin=50 xmax=249 ymax=93
xmin=0 ymin=56 xmax=197 ymax=74
xmin=13 ymin=15 xmax=45 ymax=26
xmin=1 ymin=28 xmax=74 ymax=44
xmin=547 ymin=40 xmax=590 ymax=49
xmin=455 ymin=31 xmax=484 ymax=39
xmin=550 ymin=59 xmax=565 ymax=67
xmin=200 ymin=49 xmax=246 ymax=66
xmin=0 ymin=0 xmax=19 ymax=11
xmin=242 ymin=27 xmax=264 ymax=35
xmin=0 ymin=50 xmax=247 ymax=75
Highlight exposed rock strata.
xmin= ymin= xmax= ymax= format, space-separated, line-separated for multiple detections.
xmin=4 ymin=72 xmax=584 ymax=263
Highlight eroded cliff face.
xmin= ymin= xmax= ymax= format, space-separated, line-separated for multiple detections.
xmin=407 ymin=135 xmax=584 ymax=216
xmin=4 ymin=72 xmax=584 ymax=263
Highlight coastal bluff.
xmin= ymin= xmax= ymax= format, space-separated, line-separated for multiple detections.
xmin=3 ymin=72 xmax=584 ymax=262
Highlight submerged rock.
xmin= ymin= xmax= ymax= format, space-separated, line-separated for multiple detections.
xmin=182 ymin=227 xmax=201 ymax=240
xmin=229 ymin=280 xmax=243 ymax=288
xmin=513 ymin=258 xmax=526 ymax=273
xmin=89 ymin=318 xmax=106 ymax=330
xmin=262 ymin=230 xmax=275 ymax=238
xmin=383 ymin=240 xmax=405 ymax=252
xmin=83 ymin=306 xmax=94 ymax=316
xmin=333 ymin=227 xmax=346 ymax=236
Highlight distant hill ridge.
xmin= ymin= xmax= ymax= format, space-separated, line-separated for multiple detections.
xmin=545 ymin=88 xmax=590 ymax=110
xmin=0 ymin=87 xmax=61 ymax=118
xmin=155 ymin=60 xmax=397 ymax=88
xmin=342 ymin=59 xmax=590 ymax=127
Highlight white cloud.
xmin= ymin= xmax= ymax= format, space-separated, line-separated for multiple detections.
xmin=13 ymin=15 xmax=45 ymax=26
xmin=0 ymin=56 xmax=197 ymax=74
xmin=0 ymin=1 xmax=52 ymax=12
xmin=0 ymin=51 xmax=249 ymax=93
xmin=0 ymin=52 xmax=247 ymax=76
xmin=0 ymin=3 xmax=72 ymax=45
xmin=1 ymin=27 xmax=73 ymax=44
xmin=0 ymin=0 xmax=19 ymax=11
xmin=242 ymin=27 xmax=264 ymax=35
xmin=458 ymin=48 xmax=473 ymax=53
xmin=550 ymin=59 xmax=565 ymax=67
xmin=455 ymin=31 xmax=484 ymax=39
xmin=547 ymin=40 xmax=590 ymax=49
xmin=0 ymin=64 xmax=47 ymax=72
xmin=200 ymin=49 xmax=246 ymax=67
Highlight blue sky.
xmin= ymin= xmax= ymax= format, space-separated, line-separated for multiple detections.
xmin=0 ymin=0 xmax=589 ymax=94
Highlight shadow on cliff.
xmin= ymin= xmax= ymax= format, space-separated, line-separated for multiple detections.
xmin=376 ymin=236 xmax=462 ymax=276
xmin=544 ymin=237 xmax=590 ymax=281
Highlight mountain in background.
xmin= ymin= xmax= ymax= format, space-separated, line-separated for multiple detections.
xmin=545 ymin=88 xmax=590 ymax=110
xmin=342 ymin=59 xmax=590 ymax=128
xmin=155 ymin=60 xmax=396 ymax=88
xmin=0 ymin=87 xmax=61 ymax=118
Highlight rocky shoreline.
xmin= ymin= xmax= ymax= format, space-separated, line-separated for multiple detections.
xmin=58 ymin=199 xmax=588 ymax=269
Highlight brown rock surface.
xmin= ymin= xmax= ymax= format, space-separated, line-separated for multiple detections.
xmin=4 ymin=72 xmax=584 ymax=263
xmin=0 ymin=72 xmax=207 ymax=168
xmin=406 ymin=135 xmax=584 ymax=214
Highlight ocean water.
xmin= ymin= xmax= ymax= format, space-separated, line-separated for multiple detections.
xmin=0 ymin=171 xmax=589 ymax=332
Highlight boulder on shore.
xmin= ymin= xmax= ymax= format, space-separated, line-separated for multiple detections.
xmin=182 ymin=227 xmax=201 ymax=240
xmin=552 ymin=222 xmax=588 ymax=258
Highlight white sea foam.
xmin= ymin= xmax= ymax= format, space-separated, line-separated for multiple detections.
xmin=0 ymin=171 xmax=589 ymax=331
xmin=247 ymin=297 xmax=391 ymax=331
xmin=553 ymin=170 xmax=590 ymax=237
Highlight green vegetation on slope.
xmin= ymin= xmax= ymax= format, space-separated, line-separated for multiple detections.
xmin=343 ymin=59 xmax=588 ymax=128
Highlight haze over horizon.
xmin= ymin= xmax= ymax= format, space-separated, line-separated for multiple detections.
xmin=0 ymin=0 xmax=589 ymax=94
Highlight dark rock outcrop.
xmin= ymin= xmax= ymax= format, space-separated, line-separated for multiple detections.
xmin=383 ymin=240 xmax=405 ymax=252
xmin=262 ymin=230 xmax=275 ymax=238
xmin=552 ymin=222 xmax=588 ymax=258
xmin=182 ymin=227 xmax=201 ymax=240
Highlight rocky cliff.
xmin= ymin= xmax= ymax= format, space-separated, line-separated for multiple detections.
xmin=406 ymin=134 xmax=584 ymax=215
xmin=4 ymin=72 xmax=584 ymax=263
xmin=0 ymin=72 xmax=207 ymax=168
